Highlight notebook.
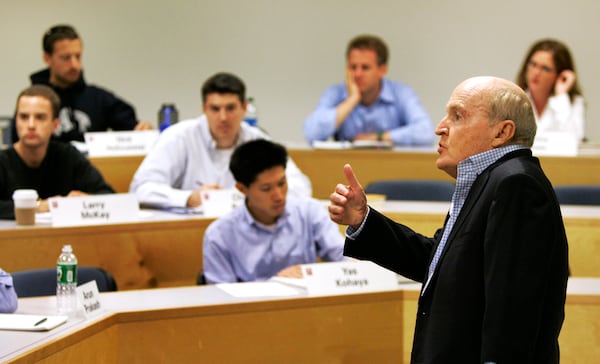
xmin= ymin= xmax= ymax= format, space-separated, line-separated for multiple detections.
xmin=0 ymin=313 xmax=68 ymax=331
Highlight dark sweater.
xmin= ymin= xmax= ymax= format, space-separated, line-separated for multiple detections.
xmin=0 ymin=142 xmax=115 ymax=219
xmin=10 ymin=68 xmax=138 ymax=143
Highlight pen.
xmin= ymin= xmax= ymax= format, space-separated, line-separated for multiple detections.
xmin=34 ymin=317 xmax=47 ymax=326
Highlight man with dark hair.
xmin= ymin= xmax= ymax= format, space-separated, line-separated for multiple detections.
xmin=304 ymin=34 xmax=434 ymax=146
xmin=11 ymin=24 xmax=152 ymax=143
xmin=0 ymin=85 xmax=115 ymax=219
xmin=203 ymin=139 xmax=344 ymax=283
xmin=329 ymin=76 xmax=568 ymax=363
xmin=130 ymin=72 xmax=311 ymax=208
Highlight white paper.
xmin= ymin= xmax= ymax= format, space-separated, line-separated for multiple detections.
xmin=311 ymin=140 xmax=352 ymax=150
xmin=200 ymin=188 xmax=244 ymax=217
xmin=49 ymin=193 xmax=140 ymax=227
xmin=301 ymin=260 xmax=400 ymax=295
xmin=84 ymin=130 xmax=159 ymax=157
xmin=268 ymin=276 xmax=308 ymax=289
xmin=532 ymin=132 xmax=578 ymax=156
xmin=0 ymin=314 xmax=68 ymax=331
xmin=216 ymin=281 xmax=300 ymax=297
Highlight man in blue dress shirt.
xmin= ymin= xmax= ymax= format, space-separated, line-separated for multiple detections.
xmin=203 ymin=139 xmax=345 ymax=284
xmin=304 ymin=34 xmax=434 ymax=146
xmin=0 ymin=268 xmax=17 ymax=313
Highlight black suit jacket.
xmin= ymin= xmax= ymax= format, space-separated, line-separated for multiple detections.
xmin=346 ymin=149 xmax=569 ymax=364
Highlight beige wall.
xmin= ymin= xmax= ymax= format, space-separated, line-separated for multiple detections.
xmin=1 ymin=0 xmax=599 ymax=144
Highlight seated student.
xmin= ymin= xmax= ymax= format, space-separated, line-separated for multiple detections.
xmin=203 ymin=139 xmax=345 ymax=284
xmin=0 ymin=85 xmax=115 ymax=219
xmin=304 ymin=34 xmax=434 ymax=146
xmin=516 ymin=38 xmax=585 ymax=143
xmin=130 ymin=72 xmax=312 ymax=208
xmin=11 ymin=24 xmax=152 ymax=143
xmin=0 ymin=268 xmax=18 ymax=313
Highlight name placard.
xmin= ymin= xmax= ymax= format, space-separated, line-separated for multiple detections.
xmin=301 ymin=260 xmax=403 ymax=295
xmin=84 ymin=130 xmax=159 ymax=157
xmin=201 ymin=188 xmax=245 ymax=217
xmin=76 ymin=280 xmax=102 ymax=318
xmin=532 ymin=132 xmax=578 ymax=156
xmin=49 ymin=193 xmax=140 ymax=227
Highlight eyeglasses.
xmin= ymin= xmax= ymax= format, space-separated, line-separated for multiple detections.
xmin=527 ymin=60 xmax=555 ymax=74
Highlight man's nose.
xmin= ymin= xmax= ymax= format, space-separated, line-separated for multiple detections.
xmin=435 ymin=119 xmax=448 ymax=135
xmin=69 ymin=56 xmax=81 ymax=69
xmin=273 ymin=187 xmax=285 ymax=201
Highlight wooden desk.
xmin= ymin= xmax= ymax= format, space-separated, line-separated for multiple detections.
xmin=89 ymin=155 xmax=144 ymax=194
xmin=288 ymin=148 xmax=600 ymax=199
xmin=0 ymin=211 xmax=214 ymax=290
xmin=379 ymin=201 xmax=600 ymax=277
xmin=2 ymin=279 xmax=599 ymax=364
xmin=89 ymin=149 xmax=600 ymax=198
xmin=2 ymin=285 xmax=407 ymax=363
xmin=398 ymin=278 xmax=600 ymax=364
xmin=1 ymin=201 xmax=598 ymax=294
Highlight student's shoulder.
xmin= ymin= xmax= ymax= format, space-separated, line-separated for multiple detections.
xmin=286 ymin=196 xmax=325 ymax=216
xmin=204 ymin=211 xmax=248 ymax=246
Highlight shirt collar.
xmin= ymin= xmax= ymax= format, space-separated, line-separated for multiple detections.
xmin=199 ymin=115 xmax=245 ymax=152
xmin=341 ymin=78 xmax=394 ymax=104
xmin=458 ymin=144 xmax=528 ymax=177
xmin=240 ymin=199 xmax=292 ymax=231
xmin=378 ymin=79 xmax=395 ymax=104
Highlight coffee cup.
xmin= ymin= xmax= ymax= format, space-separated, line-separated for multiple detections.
xmin=12 ymin=189 xmax=38 ymax=225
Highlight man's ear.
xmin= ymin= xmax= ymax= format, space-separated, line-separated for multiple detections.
xmin=52 ymin=117 xmax=60 ymax=133
xmin=492 ymin=120 xmax=516 ymax=147
xmin=235 ymin=182 xmax=247 ymax=196
xmin=43 ymin=52 xmax=51 ymax=66
xmin=378 ymin=63 xmax=388 ymax=77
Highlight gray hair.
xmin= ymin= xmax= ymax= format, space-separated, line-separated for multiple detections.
xmin=487 ymin=85 xmax=537 ymax=147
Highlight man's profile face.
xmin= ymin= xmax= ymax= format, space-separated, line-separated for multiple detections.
xmin=237 ymin=165 xmax=287 ymax=226
xmin=203 ymin=93 xmax=247 ymax=149
xmin=15 ymin=96 xmax=59 ymax=149
xmin=44 ymin=38 xmax=83 ymax=88
xmin=346 ymin=49 xmax=387 ymax=96
xmin=434 ymin=80 xmax=497 ymax=178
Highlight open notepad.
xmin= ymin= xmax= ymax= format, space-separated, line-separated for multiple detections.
xmin=0 ymin=313 xmax=68 ymax=332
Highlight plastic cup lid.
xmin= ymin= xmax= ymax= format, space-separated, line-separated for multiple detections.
xmin=12 ymin=189 xmax=38 ymax=200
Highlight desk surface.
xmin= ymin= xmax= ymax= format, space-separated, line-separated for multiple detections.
xmin=0 ymin=209 xmax=214 ymax=290
xmin=89 ymin=148 xmax=600 ymax=198
xmin=288 ymin=147 xmax=600 ymax=198
xmin=2 ymin=278 xmax=599 ymax=364
xmin=2 ymin=283 xmax=415 ymax=363
xmin=379 ymin=201 xmax=600 ymax=277
xmin=1 ymin=201 xmax=599 ymax=292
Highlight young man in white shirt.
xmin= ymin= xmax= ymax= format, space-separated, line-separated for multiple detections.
xmin=130 ymin=72 xmax=312 ymax=208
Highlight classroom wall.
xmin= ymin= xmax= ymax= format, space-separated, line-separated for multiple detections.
xmin=1 ymin=0 xmax=598 ymax=144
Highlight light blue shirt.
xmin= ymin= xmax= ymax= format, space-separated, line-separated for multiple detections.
xmin=304 ymin=78 xmax=435 ymax=146
xmin=0 ymin=268 xmax=17 ymax=313
xmin=203 ymin=196 xmax=345 ymax=284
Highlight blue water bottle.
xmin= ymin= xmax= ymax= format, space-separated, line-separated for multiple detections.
xmin=158 ymin=103 xmax=179 ymax=132
xmin=244 ymin=97 xmax=258 ymax=126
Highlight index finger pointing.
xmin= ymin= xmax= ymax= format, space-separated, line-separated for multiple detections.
xmin=343 ymin=163 xmax=362 ymax=190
